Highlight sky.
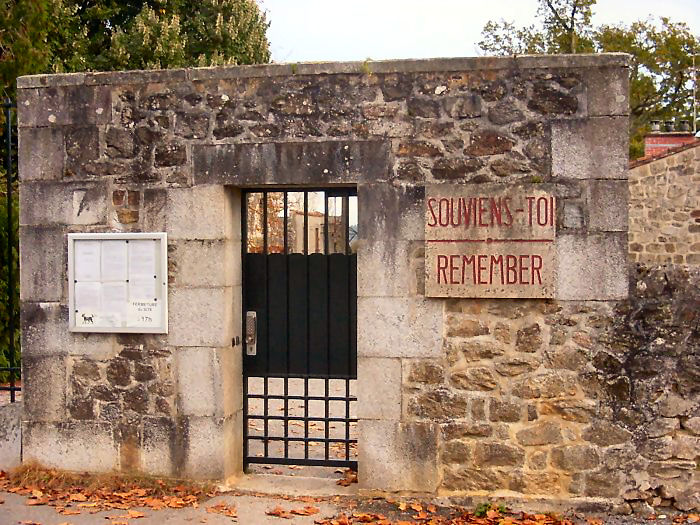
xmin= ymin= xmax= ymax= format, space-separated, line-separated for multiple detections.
xmin=256 ymin=0 xmax=700 ymax=63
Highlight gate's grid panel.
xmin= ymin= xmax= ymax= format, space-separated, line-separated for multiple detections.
xmin=242 ymin=189 xmax=358 ymax=469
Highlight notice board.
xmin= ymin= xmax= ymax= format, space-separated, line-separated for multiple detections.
xmin=425 ymin=184 xmax=556 ymax=299
xmin=68 ymin=233 xmax=168 ymax=333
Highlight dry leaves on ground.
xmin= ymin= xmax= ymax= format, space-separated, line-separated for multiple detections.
xmin=207 ymin=502 xmax=238 ymax=519
xmin=0 ymin=464 xmax=216 ymax=517
xmin=336 ymin=469 xmax=358 ymax=487
xmin=313 ymin=502 xmax=575 ymax=525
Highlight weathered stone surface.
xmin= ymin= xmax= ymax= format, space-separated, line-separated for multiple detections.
xmin=494 ymin=356 xmax=539 ymax=377
xmin=586 ymin=180 xmax=629 ymax=232
xmin=511 ymin=373 xmax=578 ymax=399
xmin=489 ymin=398 xmax=523 ymax=422
xmin=442 ymin=467 xmax=505 ymax=492
xmin=19 ymin=226 xmax=65 ymax=302
xmin=516 ymin=420 xmax=563 ymax=446
xmin=442 ymin=422 xmax=493 ymax=440
xmin=446 ymin=338 xmax=505 ymax=364
xmin=582 ymin=421 xmax=632 ymax=447
xmin=450 ymin=368 xmax=499 ymax=391
xmin=408 ymin=387 xmax=468 ymax=420
xmin=464 ymin=130 xmax=514 ymax=156
xmin=193 ymin=141 xmax=391 ymax=185
xmin=105 ymin=127 xmax=135 ymax=158
xmin=405 ymin=360 xmax=444 ymax=384
xmin=442 ymin=440 xmax=472 ymax=464
xmin=359 ymin=420 xmax=439 ymax=492
xmin=0 ymin=404 xmax=21 ymax=469
xmin=23 ymin=421 xmax=118 ymax=472
xmin=358 ymin=357 xmax=401 ymax=420
xmin=527 ymin=82 xmax=578 ymax=115
xmin=551 ymin=117 xmax=627 ymax=179
xmin=18 ymin=127 xmax=64 ymax=181
xmin=515 ymin=323 xmax=543 ymax=352
xmin=358 ymin=297 xmax=443 ymax=359
xmin=446 ymin=316 xmax=489 ymax=337
xmin=488 ymin=100 xmax=524 ymax=125
xmin=556 ymin=232 xmax=628 ymax=300
xmin=22 ymin=355 xmax=67 ymax=422
xmin=445 ymin=95 xmax=482 ymax=118
xmin=431 ymin=157 xmax=483 ymax=179
xmin=473 ymin=442 xmax=525 ymax=467
xmin=551 ymin=445 xmax=600 ymax=471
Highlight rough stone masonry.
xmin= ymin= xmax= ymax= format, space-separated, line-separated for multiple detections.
xmin=16 ymin=53 xmax=698 ymax=511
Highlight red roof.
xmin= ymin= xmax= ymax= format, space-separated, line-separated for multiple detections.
xmin=630 ymin=138 xmax=700 ymax=169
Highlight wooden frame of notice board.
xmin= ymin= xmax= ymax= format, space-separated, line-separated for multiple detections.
xmin=68 ymin=233 xmax=168 ymax=334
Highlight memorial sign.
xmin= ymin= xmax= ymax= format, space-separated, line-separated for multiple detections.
xmin=68 ymin=232 xmax=168 ymax=333
xmin=425 ymin=184 xmax=556 ymax=298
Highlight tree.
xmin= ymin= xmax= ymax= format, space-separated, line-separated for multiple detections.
xmin=479 ymin=0 xmax=699 ymax=159
xmin=1 ymin=0 xmax=271 ymax=98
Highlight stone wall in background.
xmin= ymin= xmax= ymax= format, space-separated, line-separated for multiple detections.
xmin=17 ymin=54 xmax=690 ymax=513
xmin=628 ymin=142 xmax=700 ymax=264
xmin=404 ymin=264 xmax=699 ymax=512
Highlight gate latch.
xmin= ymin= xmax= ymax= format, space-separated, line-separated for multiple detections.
xmin=245 ymin=311 xmax=257 ymax=356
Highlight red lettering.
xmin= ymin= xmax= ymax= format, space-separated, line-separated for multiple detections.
xmin=490 ymin=255 xmax=503 ymax=285
xmin=503 ymin=197 xmax=513 ymax=226
xmin=450 ymin=255 xmax=460 ymax=284
xmin=462 ymin=255 xmax=476 ymax=284
xmin=468 ymin=198 xmax=477 ymax=226
xmin=427 ymin=198 xmax=438 ymax=227
xmin=537 ymin=197 xmax=549 ymax=226
xmin=490 ymin=197 xmax=502 ymax=226
xmin=477 ymin=255 xmax=488 ymax=284
xmin=438 ymin=198 xmax=450 ymax=227
xmin=478 ymin=198 xmax=488 ymax=227
xmin=437 ymin=255 xmax=448 ymax=284
xmin=532 ymin=255 xmax=543 ymax=285
xmin=459 ymin=198 xmax=468 ymax=227
xmin=506 ymin=255 xmax=518 ymax=284
xmin=519 ymin=254 xmax=529 ymax=284
xmin=526 ymin=196 xmax=536 ymax=226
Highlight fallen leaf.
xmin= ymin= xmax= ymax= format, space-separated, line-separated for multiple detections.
xmin=688 ymin=514 xmax=700 ymax=523
xmin=291 ymin=505 xmax=320 ymax=516
xmin=266 ymin=505 xmax=293 ymax=519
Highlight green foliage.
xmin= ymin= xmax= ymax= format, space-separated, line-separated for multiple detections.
xmin=0 ymin=0 xmax=53 ymax=99
xmin=479 ymin=0 xmax=700 ymax=159
xmin=474 ymin=502 xmax=507 ymax=517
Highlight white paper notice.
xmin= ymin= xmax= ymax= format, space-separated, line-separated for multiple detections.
xmin=101 ymin=241 xmax=128 ymax=281
xmin=74 ymin=241 xmax=101 ymax=281
xmin=127 ymin=300 xmax=161 ymax=328
xmin=128 ymin=240 xmax=156 ymax=277
xmin=101 ymin=282 xmax=128 ymax=326
xmin=129 ymin=276 xmax=157 ymax=302
xmin=74 ymin=281 xmax=101 ymax=311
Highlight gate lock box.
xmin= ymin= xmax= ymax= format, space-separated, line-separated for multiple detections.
xmin=245 ymin=311 xmax=257 ymax=356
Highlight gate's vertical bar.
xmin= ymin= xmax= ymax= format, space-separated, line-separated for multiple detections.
xmin=283 ymin=191 xmax=289 ymax=459
xmin=262 ymin=191 xmax=269 ymax=458
xmin=241 ymin=191 xmax=249 ymax=469
xmin=343 ymin=193 xmax=350 ymax=462
xmin=4 ymin=99 xmax=15 ymax=403
xmin=303 ymin=191 xmax=309 ymax=460
xmin=323 ymin=193 xmax=330 ymax=461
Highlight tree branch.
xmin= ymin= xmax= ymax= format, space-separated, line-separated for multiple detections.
xmin=544 ymin=0 xmax=572 ymax=31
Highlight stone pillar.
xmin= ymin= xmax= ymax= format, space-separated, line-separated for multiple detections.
xmin=356 ymin=184 xmax=442 ymax=493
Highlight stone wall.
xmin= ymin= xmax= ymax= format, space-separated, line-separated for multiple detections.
xmin=16 ymin=54 xmax=647 ymax=507
xmin=404 ymin=264 xmax=699 ymax=512
xmin=628 ymin=142 xmax=700 ymax=264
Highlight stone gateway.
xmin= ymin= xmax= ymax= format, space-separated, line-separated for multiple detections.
xmin=17 ymin=54 xmax=698 ymax=512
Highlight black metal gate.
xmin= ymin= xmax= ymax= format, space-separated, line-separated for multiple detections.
xmin=242 ymin=188 xmax=357 ymax=469
xmin=1 ymin=99 xmax=20 ymax=403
